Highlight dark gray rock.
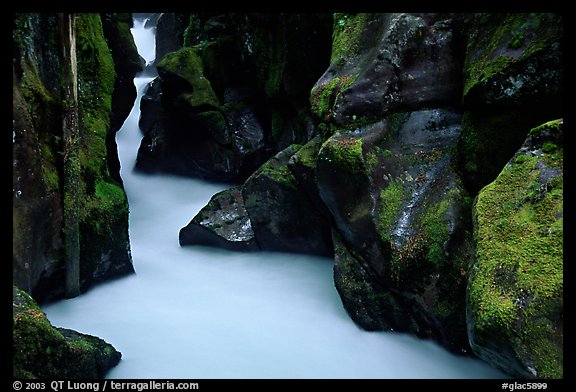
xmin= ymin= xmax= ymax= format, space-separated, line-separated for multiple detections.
xmin=316 ymin=107 xmax=473 ymax=352
xmin=456 ymin=13 xmax=563 ymax=194
xmin=311 ymin=13 xmax=462 ymax=126
xmin=13 ymin=13 xmax=134 ymax=303
xmin=180 ymin=145 xmax=333 ymax=257
xmin=179 ymin=186 xmax=259 ymax=252
xmin=332 ymin=230 xmax=415 ymax=332
xmin=136 ymin=13 xmax=332 ymax=183
xmin=139 ymin=77 xmax=163 ymax=137
xmin=101 ymin=13 xmax=143 ymax=185
xmin=242 ymin=145 xmax=333 ymax=256
xmin=155 ymin=13 xmax=186 ymax=64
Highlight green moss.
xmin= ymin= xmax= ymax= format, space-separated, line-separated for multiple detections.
xmin=158 ymin=47 xmax=220 ymax=109
xmin=321 ymin=136 xmax=364 ymax=173
xmin=68 ymin=338 xmax=95 ymax=353
xmin=71 ymin=14 xmax=133 ymax=280
xmin=365 ymin=150 xmax=378 ymax=170
xmin=19 ymin=58 xmax=56 ymax=108
xmin=13 ymin=286 xmax=121 ymax=378
xmin=464 ymin=55 xmax=515 ymax=98
xmin=463 ymin=13 xmax=562 ymax=99
xmin=528 ymin=118 xmax=563 ymax=138
xmin=456 ymin=109 xmax=537 ymax=193
xmin=80 ymin=180 xmax=127 ymax=237
xmin=236 ymin=15 xmax=286 ymax=100
xmin=40 ymin=140 xmax=60 ymax=193
xmin=310 ymin=74 xmax=357 ymax=120
xmin=420 ymin=189 xmax=469 ymax=271
xmin=13 ymin=287 xmax=66 ymax=378
xmin=377 ymin=178 xmax=405 ymax=240
xmin=508 ymin=31 xmax=525 ymax=49
xmin=470 ymin=139 xmax=563 ymax=377
xmin=291 ymin=137 xmax=321 ymax=170
xmin=517 ymin=14 xmax=562 ymax=62
xmin=259 ymin=160 xmax=298 ymax=191
xmin=95 ymin=181 xmax=126 ymax=207
xmin=76 ymin=13 xmax=116 ymax=192
xmin=331 ymin=13 xmax=371 ymax=63
xmin=77 ymin=14 xmax=115 ymax=110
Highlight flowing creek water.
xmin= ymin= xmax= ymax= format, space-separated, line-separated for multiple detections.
xmin=42 ymin=14 xmax=507 ymax=379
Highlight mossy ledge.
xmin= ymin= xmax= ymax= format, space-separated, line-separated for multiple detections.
xmin=468 ymin=119 xmax=563 ymax=379
xmin=13 ymin=286 xmax=121 ymax=378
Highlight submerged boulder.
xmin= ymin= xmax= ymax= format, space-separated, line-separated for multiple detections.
xmin=13 ymin=286 xmax=121 ymax=378
xmin=179 ymin=186 xmax=258 ymax=252
xmin=180 ymin=144 xmax=333 ymax=257
xmin=467 ymin=119 xmax=563 ymax=379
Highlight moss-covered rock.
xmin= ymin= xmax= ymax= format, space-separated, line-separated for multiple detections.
xmin=311 ymin=13 xmax=462 ymax=129
xmin=316 ymin=106 xmax=474 ymax=352
xmin=137 ymin=13 xmax=332 ymax=183
xmin=456 ymin=13 xmax=563 ymax=194
xmin=332 ymin=230 xmax=417 ymax=332
xmin=155 ymin=13 xmax=190 ymax=64
xmin=75 ymin=13 xmax=134 ymax=287
xmin=461 ymin=13 xmax=562 ymax=105
xmin=13 ymin=286 xmax=121 ymax=378
xmin=287 ymin=135 xmax=332 ymax=215
xmin=12 ymin=13 xmax=134 ymax=302
xmin=137 ymin=45 xmax=241 ymax=181
xmin=468 ymin=119 xmax=563 ymax=379
xmin=180 ymin=144 xmax=334 ymax=257
xmin=240 ymin=144 xmax=333 ymax=256
xmin=157 ymin=47 xmax=220 ymax=109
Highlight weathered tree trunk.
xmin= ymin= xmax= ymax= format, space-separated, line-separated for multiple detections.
xmin=59 ymin=13 xmax=80 ymax=298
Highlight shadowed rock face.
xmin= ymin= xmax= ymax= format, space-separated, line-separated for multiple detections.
xmin=316 ymin=108 xmax=473 ymax=352
xmin=302 ymin=13 xmax=474 ymax=351
xmin=241 ymin=146 xmax=333 ymax=256
xmin=311 ymin=13 xmax=463 ymax=126
xmin=13 ymin=13 xmax=134 ymax=303
xmin=455 ymin=13 xmax=563 ymax=194
xmin=135 ymin=13 xmax=333 ymax=183
xmin=101 ymin=13 xmax=143 ymax=185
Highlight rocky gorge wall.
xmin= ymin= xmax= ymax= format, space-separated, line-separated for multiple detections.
xmin=177 ymin=13 xmax=563 ymax=378
xmin=12 ymin=12 xmax=563 ymax=379
xmin=13 ymin=13 xmax=141 ymax=377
